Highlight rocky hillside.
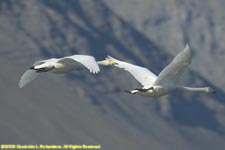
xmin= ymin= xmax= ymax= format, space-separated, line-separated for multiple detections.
xmin=0 ymin=0 xmax=224 ymax=149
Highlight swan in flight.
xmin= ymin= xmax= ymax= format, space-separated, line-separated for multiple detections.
xmin=19 ymin=55 xmax=116 ymax=88
xmin=106 ymin=44 xmax=215 ymax=97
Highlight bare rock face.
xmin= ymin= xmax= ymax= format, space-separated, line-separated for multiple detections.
xmin=0 ymin=0 xmax=224 ymax=149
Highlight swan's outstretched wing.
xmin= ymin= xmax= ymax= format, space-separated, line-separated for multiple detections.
xmin=19 ymin=60 xmax=49 ymax=88
xmin=19 ymin=69 xmax=39 ymax=88
xmin=59 ymin=55 xmax=100 ymax=74
xmin=154 ymin=44 xmax=192 ymax=86
xmin=107 ymin=56 xmax=157 ymax=87
xmin=19 ymin=59 xmax=53 ymax=88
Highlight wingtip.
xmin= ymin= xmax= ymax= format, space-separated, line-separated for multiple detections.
xmin=18 ymin=83 xmax=24 ymax=88
xmin=91 ymin=69 xmax=100 ymax=75
xmin=106 ymin=55 xmax=113 ymax=59
xmin=185 ymin=43 xmax=190 ymax=50
xmin=95 ymin=70 xmax=100 ymax=74
xmin=106 ymin=55 xmax=118 ymax=64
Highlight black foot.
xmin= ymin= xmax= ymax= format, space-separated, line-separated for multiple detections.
xmin=124 ymin=90 xmax=136 ymax=94
xmin=124 ymin=90 xmax=131 ymax=93
xmin=29 ymin=66 xmax=35 ymax=70
xmin=134 ymin=87 xmax=154 ymax=92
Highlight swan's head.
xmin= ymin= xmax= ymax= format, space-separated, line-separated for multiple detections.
xmin=97 ymin=58 xmax=118 ymax=66
xmin=204 ymin=87 xmax=216 ymax=94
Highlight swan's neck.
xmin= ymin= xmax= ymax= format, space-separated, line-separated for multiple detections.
xmin=178 ymin=86 xmax=214 ymax=93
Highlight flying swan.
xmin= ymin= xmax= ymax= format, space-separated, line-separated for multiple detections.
xmin=106 ymin=44 xmax=215 ymax=97
xmin=19 ymin=54 xmax=116 ymax=88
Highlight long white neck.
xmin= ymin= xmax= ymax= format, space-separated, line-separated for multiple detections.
xmin=178 ymin=86 xmax=214 ymax=93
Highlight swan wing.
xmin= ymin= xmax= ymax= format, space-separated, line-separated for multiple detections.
xmin=59 ymin=55 xmax=100 ymax=74
xmin=19 ymin=69 xmax=39 ymax=88
xmin=154 ymin=44 xmax=192 ymax=86
xmin=19 ymin=59 xmax=50 ymax=88
xmin=107 ymin=56 xmax=157 ymax=87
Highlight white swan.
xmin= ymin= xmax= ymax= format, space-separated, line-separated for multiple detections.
xmin=106 ymin=44 xmax=215 ymax=97
xmin=19 ymin=55 xmax=116 ymax=88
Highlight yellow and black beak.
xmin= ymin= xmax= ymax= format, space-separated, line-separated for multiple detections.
xmin=111 ymin=60 xmax=118 ymax=65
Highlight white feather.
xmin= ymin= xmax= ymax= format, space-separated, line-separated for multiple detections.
xmin=153 ymin=44 xmax=191 ymax=86
xmin=19 ymin=69 xmax=39 ymax=88
xmin=59 ymin=55 xmax=100 ymax=74
xmin=107 ymin=56 xmax=157 ymax=87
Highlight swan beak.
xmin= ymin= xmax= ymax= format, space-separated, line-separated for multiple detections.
xmin=111 ymin=60 xmax=118 ymax=65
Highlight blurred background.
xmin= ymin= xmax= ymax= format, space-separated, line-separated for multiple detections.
xmin=0 ymin=0 xmax=225 ymax=149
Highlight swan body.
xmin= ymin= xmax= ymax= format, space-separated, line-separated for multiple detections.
xmin=107 ymin=44 xmax=215 ymax=97
xmin=19 ymin=55 xmax=101 ymax=88
xmin=129 ymin=85 xmax=214 ymax=97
